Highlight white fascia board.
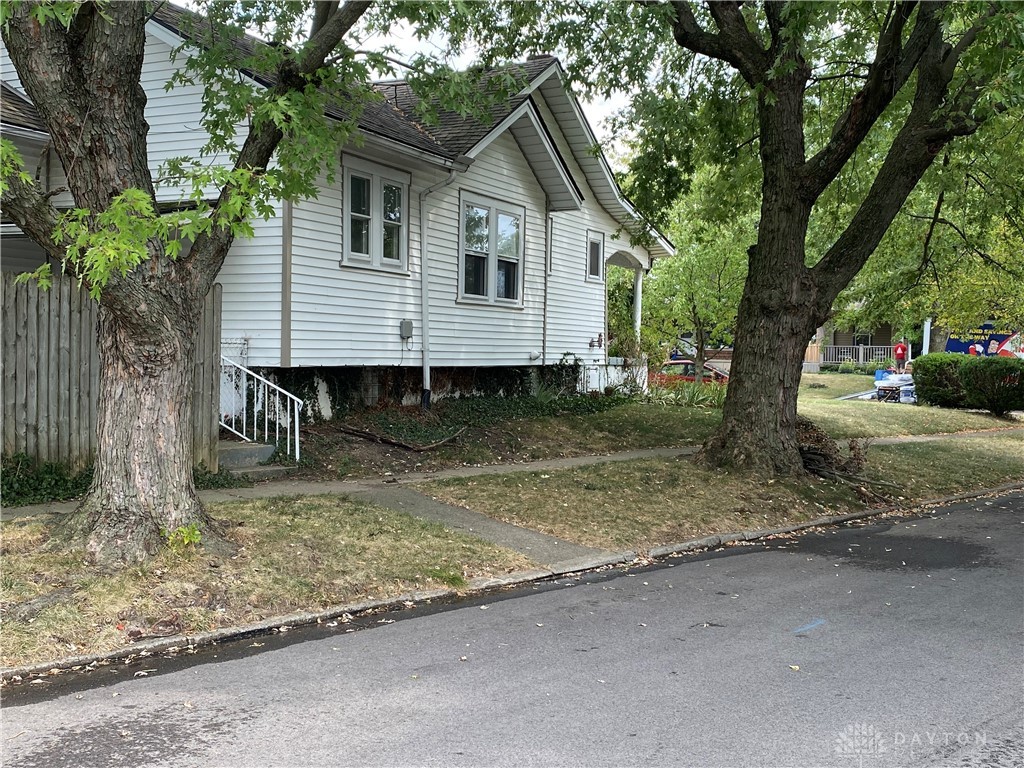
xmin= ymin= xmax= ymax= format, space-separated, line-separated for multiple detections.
xmin=512 ymin=103 xmax=584 ymax=208
xmin=0 ymin=124 xmax=49 ymax=143
xmin=357 ymin=132 xmax=457 ymax=171
xmin=542 ymin=70 xmax=675 ymax=260
xmin=145 ymin=19 xmax=268 ymax=93
xmin=463 ymin=100 xmax=533 ymax=160
xmin=465 ymin=100 xmax=582 ymax=207
xmin=517 ymin=62 xmax=562 ymax=96
xmin=146 ymin=17 xmax=190 ymax=51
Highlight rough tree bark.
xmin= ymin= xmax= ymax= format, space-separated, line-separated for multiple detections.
xmin=1 ymin=1 xmax=371 ymax=562
xmin=667 ymin=1 xmax=991 ymax=474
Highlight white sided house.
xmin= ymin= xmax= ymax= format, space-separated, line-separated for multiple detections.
xmin=1 ymin=4 xmax=671 ymax=425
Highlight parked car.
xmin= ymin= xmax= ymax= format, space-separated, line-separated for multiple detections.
xmin=650 ymin=359 xmax=729 ymax=386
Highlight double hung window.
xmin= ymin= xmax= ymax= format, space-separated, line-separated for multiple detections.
xmin=342 ymin=155 xmax=410 ymax=270
xmin=587 ymin=231 xmax=604 ymax=281
xmin=460 ymin=192 xmax=525 ymax=305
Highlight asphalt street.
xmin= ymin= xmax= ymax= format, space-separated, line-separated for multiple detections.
xmin=3 ymin=491 xmax=1022 ymax=768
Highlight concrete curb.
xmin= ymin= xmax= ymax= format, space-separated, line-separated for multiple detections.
xmin=3 ymin=481 xmax=1021 ymax=684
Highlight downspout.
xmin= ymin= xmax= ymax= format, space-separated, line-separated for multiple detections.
xmin=418 ymin=155 xmax=473 ymax=410
xmin=542 ymin=203 xmax=552 ymax=365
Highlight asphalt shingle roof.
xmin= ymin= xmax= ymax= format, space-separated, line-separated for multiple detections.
xmin=0 ymin=82 xmax=45 ymax=132
xmin=149 ymin=2 xmax=559 ymax=161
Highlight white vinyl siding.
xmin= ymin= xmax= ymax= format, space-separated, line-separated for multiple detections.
xmin=289 ymin=161 xmax=423 ymax=366
xmin=215 ymin=214 xmax=284 ymax=366
xmin=532 ymin=92 xmax=651 ymax=365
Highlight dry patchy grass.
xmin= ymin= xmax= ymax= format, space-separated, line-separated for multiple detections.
xmin=421 ymin=432 xmax=1023 ymax=553
xmin=865 ymin=433 xmax=1024 ymax=499
xmin=0 ymin=495 xmax=531 ymax=668
xmin=421 ymin=457 xmax=863 ymax=552
xmin=300 ymin=382 xmax=1010 ymax=483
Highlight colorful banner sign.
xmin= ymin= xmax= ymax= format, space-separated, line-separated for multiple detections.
xmin=944 ymin=324 xmax=1022 ymax=358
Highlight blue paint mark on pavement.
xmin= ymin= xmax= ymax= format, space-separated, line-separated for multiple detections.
xmin=792 ymin=618 xmax=826 ymax=634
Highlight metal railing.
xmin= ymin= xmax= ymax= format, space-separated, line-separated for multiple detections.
xmin=820 ymin=345 xmax=894 ymax=365
xmin=220 ymin=356 xmax=303 ymax=462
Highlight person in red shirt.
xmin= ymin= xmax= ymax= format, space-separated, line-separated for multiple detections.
xmin=893 ymin=339 xmax=908 ymax=372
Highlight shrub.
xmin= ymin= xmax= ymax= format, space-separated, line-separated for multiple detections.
xmin=646 ymin=381 xmax=726 ymax=409
xmin=912 ymin=353 xmax=967 ymax=408
xmin=960 ymin=356 xmax=1024 ymax=416
xmin=0 ymin=453 xmax=93 ymax=507
xmin=837 ymin=359 xmax=857 ymax=374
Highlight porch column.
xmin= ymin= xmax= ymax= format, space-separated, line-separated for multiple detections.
xmin=632 ymin=267 xmax=643 ymax=337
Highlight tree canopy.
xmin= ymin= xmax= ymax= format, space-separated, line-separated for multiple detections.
xmin=454 ymin=0 xmax=1023 ymax=472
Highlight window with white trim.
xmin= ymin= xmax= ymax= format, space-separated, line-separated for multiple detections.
xmin=342 ymin=154 xmax=410 ymax=270
xmin=460 ymin=192 xmax=525 ymax=305
xmin=587 ymin=231 xmax=604 ymax=281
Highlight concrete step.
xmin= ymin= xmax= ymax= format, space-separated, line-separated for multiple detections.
xmin=218 ymin=440 xmax=277 ymax=469
xmin=226 ymin=464 xmax=297 ymax=481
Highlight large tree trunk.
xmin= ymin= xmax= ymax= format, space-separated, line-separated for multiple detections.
xmin=60 ymin=298 xmax=219 ymax=563
xmin=699 ymin=56 xmax=817 ymax=475
xmin=698 ymin=260 xmax=818 ymax=475
xmin=692 ymin=322 xmax=706 ymax=384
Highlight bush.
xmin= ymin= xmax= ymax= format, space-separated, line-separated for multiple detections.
xmin=960 ymin=356 xmax=1024 ymax=416
xmin=837 ymin=359 xmax=857 ymax=374
xmin=646 ymin=381 xmax=727 ymax=409
xmin=912 ymin=353 xmax=967 ymax=408
xmin=0 ymin=453 xmax=93 ymax=507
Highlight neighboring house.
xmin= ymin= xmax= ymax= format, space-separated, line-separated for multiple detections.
xmin=1 ymin=4 xmax=672 ymax=410
xmin=804 ymin=322 xmax=897 ymax=372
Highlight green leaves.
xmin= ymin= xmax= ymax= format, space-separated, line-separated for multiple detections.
xmin=0 ymin=138 xmax=31 ymax=196
xmin=53 ymin=189 xmax=157 ymax=298
xmin=0 ymin=0 xmax=81 ymax=29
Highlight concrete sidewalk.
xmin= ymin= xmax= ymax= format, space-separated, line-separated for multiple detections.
xmin=1 ymin=446 xmax=699 ymax=568
xmin=4 ymin=428 xmax=1022 ymax=568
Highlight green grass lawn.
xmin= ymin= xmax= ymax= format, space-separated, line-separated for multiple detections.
xmin=800 ymin=373 xmax=877 ymax=399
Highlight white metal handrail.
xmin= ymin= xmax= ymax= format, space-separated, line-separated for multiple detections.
xmin=220 ymin=355 xmax=304 ymax=462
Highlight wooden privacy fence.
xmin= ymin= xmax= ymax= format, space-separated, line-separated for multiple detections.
xmin=1 ymin=273 xmax=221 ymax=471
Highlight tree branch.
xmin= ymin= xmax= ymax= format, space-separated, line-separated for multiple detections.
xmin=188 ymin=0 xmax=373 ymax=295
xmin=1 ymin=173 xmax=66 ymax=262
xmin=312 ymin=0 xmax=341 ymax=35
xmin=920 ymin=154 xmax=949 ymax=267
xmin=802 ymin=1 xmax=943 ymax=200
xmin=668 ymin=1 xmax=767 ymax=84
xmin=904 ymin=213 xmax=1022 ymax=277
xmin=941 ymin=6 xmax=998 ymax=81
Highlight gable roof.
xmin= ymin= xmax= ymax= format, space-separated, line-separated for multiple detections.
xmin=6 ymin=2 xmax=671 ymax=258
xmin=0 ymin=81 xmax=46 ymax=134
xmin=148 ymin=3 xmax=548 ymax=165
